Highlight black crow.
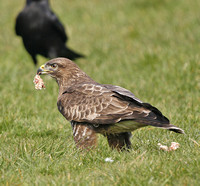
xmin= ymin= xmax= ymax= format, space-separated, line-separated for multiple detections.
xmin=15 ymin=0 xmax=84 ymax=65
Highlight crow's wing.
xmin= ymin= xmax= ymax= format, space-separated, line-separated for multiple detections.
xmin=47 ymin=10 xmax=68 ymax=42
xmin=15 ymin=12 xmax=23 ymax=36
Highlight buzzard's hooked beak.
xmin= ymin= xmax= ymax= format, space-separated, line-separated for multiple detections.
xmin=37 ymin=64 xmax=53 ymax=75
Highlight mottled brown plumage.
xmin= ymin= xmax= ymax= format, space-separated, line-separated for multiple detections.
xmin=37 ymin=58 xmax=184 ymax=151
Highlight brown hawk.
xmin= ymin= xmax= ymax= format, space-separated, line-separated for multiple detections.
xmin=37 ymin=58 xmax=184 ymax=151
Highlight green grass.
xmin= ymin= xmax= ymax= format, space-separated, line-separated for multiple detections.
xmin=0 ymin=0 xmax=200 ymax=185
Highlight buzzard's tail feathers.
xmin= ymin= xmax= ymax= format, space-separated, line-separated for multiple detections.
xmin=150 ymin=123 xmax=185 ymax=134
xmin=167 ymin=125 xmax=185 ymax=134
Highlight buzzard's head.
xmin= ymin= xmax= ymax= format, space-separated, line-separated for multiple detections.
xmin=37 ymin=58 xmax=91 ymax=88
xmin=37 ymin=58 xmax=80 ymax=78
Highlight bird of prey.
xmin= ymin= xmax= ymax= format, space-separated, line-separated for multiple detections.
xmin=37 ymin=58 xmax=184 ymax=151
xmin=15 ymin=0 xmax=84 ymax=65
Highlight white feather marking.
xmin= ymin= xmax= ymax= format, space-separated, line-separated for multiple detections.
xmin=67 ymin=109 xmax=71 ymax=119
xmin=74 ymin=125 xmax=80 ymax=137
xmin=85 ymin=84 xmax=94 ymax=90
xmin=71 ymin=107 xmax=77 ymax=119
xmin=143 ymin=110 xmax=151 ymax=114
xmin=73 ymin=124 xmax=76 ymax=135
xmin=77 ymin=111 xmax=81 ymax=120
xmin=94 ymin=86 xmax=103 ymax=92
xmin=82 ymin=127 xmax=88 ymax=137
xmin=87 ymin=113 xmax=99 ymax=120
xmin=142 ymin=110 xmax=151 ymax=117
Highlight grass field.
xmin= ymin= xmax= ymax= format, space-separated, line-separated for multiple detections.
xmin=0 ymin=0 xmax=200 ymax=185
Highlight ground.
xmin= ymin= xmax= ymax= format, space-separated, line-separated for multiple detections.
xmin=0 ymin=0 xmax=200 ymax=185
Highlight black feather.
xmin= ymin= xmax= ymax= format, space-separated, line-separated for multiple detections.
xmin=141 ymin=103 xmax=170 ymax=124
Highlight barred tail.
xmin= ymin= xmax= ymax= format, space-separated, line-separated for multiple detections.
xmin=149 ymin=123 xmax=185 ymax=134
xmin=164 ymin=124 xmax=185 ymax=134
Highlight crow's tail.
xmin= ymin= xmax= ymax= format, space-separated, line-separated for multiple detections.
xmin=63 ymin=47 xmax=85 ymax=60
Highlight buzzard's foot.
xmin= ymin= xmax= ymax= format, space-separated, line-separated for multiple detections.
xmin=106 ymin=132 xmax=132 ymax=151
xmin=71 ymin=122 xmax=97 ymax=150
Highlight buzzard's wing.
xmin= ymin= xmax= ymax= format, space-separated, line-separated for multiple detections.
xmin=57 ymin=83 xmax=169 ymax=126
xmin=103 ymin=84 xmax=143 ymax=103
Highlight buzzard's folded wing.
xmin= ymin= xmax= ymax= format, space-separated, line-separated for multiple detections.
xmin=103 ymin=84 xmax=143 ymax=103
xmin=58 ymin=84 xmax=170 ymax=126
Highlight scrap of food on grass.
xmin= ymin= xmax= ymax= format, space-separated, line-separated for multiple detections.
xmin=158 ymin=142 xmax=180 ymax=151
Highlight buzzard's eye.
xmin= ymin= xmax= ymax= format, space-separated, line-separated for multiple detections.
xmin=51 ymin=64 xmax=57 ymax=68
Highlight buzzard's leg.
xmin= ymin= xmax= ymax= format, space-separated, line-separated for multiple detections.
xmin=71 ymin=122 xmax=97 ymax=150
xmin=106 ymin=132 xmax=132 ymax=151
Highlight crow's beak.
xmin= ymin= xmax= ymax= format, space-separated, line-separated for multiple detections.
xmin=37 ymin=64 xmax=53 ymax=75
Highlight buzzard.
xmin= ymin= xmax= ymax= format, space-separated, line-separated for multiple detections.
xmin=37 ymin=58 xmax=184 ymax=151
xmin=15 ymin=0 xmax=84 ymax=65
